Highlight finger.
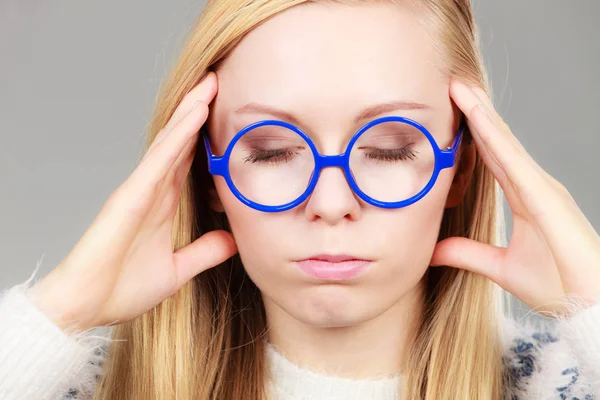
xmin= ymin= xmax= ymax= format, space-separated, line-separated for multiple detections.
xmin=455 ymin=80 xmax=552 ymax=186
xmin=146 ymin=72 xmax=218 ymax=154
xmin=101 ymin=130 xmax=200 ymax=244
xmin=452 ymin=81 xmax=584 ymax=222
xmin=451 ymin=80 xmax=527 ymax=177
xmin=451 ymin=85 xmax=529 ymax=216
xmin=162 ymin=72 xmax=218 ymax=137
xmin=450 ymin=80 xmax=557 ymax=207
xmin=462 ymin=113 xmax=508 ymax=184
xmin=469 ymin=85 xmax=555 ymax=183
xmin=472 ymin=85 xmax=576 ymax=199
xmin=161 ymin=124 xmax=199 ymax=186
xmin=162 ymin=107 xmax=207 ymax=202
xmin=456 ymin=83 xmax=583 ymax=220
xmin=465 ymin=84 xmax=598 ymax=219
xmin=172 ymin=135 xmax=198 ymax=189
xmin=132 ymin=100 xmax=210 ymax=195
xmin=101 ymin=77 xmax=216 ymax=242
xmin=466 ymin=85 xmax=505 ymax=129
xmin=430 ymin=236 xmax=507 ymax=289
xmin=172 ymin=230 xmax=238 ymax=288
xmin=155 ymin=131 xmax=198 ymax=210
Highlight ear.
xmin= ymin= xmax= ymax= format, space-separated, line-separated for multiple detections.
xmin=209 ymin=187 xmax=225 ymax=212
xmin=445 ymin=138 xmax=476 ymax=208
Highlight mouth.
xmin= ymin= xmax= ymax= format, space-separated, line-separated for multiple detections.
xmin=293 ymin=254 xmax=373 ymax=280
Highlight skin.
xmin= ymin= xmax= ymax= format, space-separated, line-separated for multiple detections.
xmin=207 ymin=2 xmax=475 ymax=377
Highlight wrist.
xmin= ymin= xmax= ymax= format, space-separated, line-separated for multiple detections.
xmin=27 ymin=275 xmax=96 ymax=334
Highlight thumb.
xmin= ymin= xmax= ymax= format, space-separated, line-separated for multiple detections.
xmin=430 ymin=237 xmax=505 ymax=286
xmin=173 ymin=230 xmax=238 ymax=288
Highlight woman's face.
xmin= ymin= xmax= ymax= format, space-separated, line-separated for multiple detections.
xmin=207 ymin=2 xmax=463 ymax=328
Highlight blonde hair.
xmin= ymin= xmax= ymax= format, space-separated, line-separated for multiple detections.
xmin=94 ymin=1 xmax=509 ymax=399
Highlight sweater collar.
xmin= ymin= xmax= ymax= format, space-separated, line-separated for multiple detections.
xmin=265 ymin=341 xmax=402 ymax=399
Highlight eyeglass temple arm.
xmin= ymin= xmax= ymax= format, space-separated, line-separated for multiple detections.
xmin=438 ymin=117 xmax=467 ymax=169
xmin=202 ymin=134 xmax=225 ymax=176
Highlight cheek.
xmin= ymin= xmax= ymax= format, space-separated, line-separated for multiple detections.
xmin=371 ymin=170 xmax=454 ymax=293
xmin=380 ymin=170 xmax=453 ymax=254
xmin=214 ymin=176 xmax=288 ymax=265
xmin=215 ymin=176 xmax=264 ymax=240
xmin=215 ymin=178 xmax=294 ymax=307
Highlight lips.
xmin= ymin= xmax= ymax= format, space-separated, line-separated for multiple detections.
xmin=293 ymin=254 xmax=373 ymax=280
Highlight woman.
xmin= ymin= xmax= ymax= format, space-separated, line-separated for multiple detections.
xmin=0 ymin=0 xmax=599 ymax=399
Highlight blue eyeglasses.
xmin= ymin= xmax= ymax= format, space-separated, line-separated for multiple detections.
xmin=203 ymin=115 xmax=465 ymax=212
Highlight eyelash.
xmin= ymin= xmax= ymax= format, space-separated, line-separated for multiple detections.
xmin=360 ymin=144 xmax=418 ymax=163
xmin=244 ymin=148 xmax=299 ymax=164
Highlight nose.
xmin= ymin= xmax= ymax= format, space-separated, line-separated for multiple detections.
xmin=303 ymin=165 xmax=361 ymax=224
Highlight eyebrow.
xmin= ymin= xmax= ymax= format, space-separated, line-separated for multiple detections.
xmin=233 ymin=100 xmax=432 ymax=125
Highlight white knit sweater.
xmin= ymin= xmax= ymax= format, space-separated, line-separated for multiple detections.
xmin=0 ymin=267 xmax=599 ymax=400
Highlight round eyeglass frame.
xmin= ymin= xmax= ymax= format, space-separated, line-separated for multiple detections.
xmin=203 ymin=115 xmax=466 ymax=212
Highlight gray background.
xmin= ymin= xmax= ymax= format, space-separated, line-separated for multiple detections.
xmin=1 ymin=1 xmax=599 ymax=321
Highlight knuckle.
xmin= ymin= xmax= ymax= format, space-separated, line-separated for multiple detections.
xmin=205 ymin=240 xmax=220 ymax=259
xmin=105 ymin=184 xmax=126 ymax=210
xmin=550 ymin=177 xmax=571 ymax=197
xmin=546 ymin=176 xmax=576 ymax=205
xmin=152 ymin=128 xmax=167 ymax=146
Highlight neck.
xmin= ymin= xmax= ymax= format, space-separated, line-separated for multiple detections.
xmin=264 ymin=282 xmax=424 ymax=379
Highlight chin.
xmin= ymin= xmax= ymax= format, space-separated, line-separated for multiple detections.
xmin=288 ymin=284 xmax=379 ymax=328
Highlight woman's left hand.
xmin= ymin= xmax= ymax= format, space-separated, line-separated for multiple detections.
xmin=430 ymin=78 xmax=600 ymax=318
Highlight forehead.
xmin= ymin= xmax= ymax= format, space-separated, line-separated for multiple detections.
xmin=212 ymin=2 xmax=448 ymax=133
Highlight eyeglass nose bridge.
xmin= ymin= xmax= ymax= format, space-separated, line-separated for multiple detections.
xmin=315 ymin=153 xmax=347 ymax=169
xmin=309 ymin=153 xmax=354 ymax=193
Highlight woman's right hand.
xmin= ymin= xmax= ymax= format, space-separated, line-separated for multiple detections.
xmin=27 ymin=71 xmax=238 ymax=333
